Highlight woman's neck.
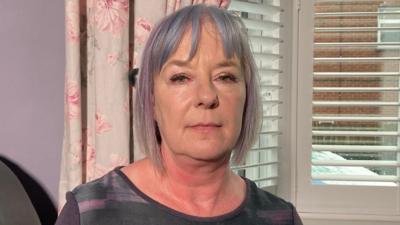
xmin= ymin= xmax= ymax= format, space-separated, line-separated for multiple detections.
xmin=161 ymin=144 xmax=232 ymax=187
xmin=159 ymin=151 xmax=244 ymax=216
xmin=123 ymin=147 xmax=246 ymax=217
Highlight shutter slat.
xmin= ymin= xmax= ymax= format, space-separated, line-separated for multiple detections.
xmin=312 ymin=160 xmax=400 ymax=167
xmin=315 ymin=27 xmax=400 ymax=32
xmin=261 ymin=84 xmax=282 ymax=89
xmin=313 ymin=87 xmax=400 ymax=92
xmin=315 ymin=42 xmax=400 ymax=47
xmin=313 ymin=101 xmax=400 ymax=106
xmin=313 ymin=72 xmax=400 ymax=77
xmin=312 ymin=130 xmax=399 ymax=137
xmin=312 ymin=174 xmax=399 ymax=182
xmin=231 ymin=161 xmax=278 ymax=170
xmin=251 ymin=176 xmax=279 ymax=182
xmin=313 ymin=116 xmax=400 ymax=121
xmin=229 ymin=0 xmax=282 ymax=16
xmin=242 ymin=18 xmax=282 ymax=32
xmin=250 ymin=146 xmax=280 ymax=152
xmin=315 ymin=11 xmax=400 ymax=17
xmin=260 ymin=131 xmax=281 ymax=135
xmin=262 ymin=100 xmax=282 ymax=104
xmin=259 ymin=69 xmax=283 ymax=74
xmin=258 ymin=65 xmax=281 ymax=71
xmin=312 ymin=144 xmax=400 ymax=152
xmin=317 ymin=0 xmax=400 ymax=3
xmin=250 ymin=36 xmax=282 ymax=48
xmin=314 ymin=57 xmax=400 ymax=62
xmin=263 ymin=115 xmax=282 ymax=120
xmin=254 ymin=52 xmax=282 ymax=61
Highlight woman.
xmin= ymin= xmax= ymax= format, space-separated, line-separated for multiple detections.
xmin=56 ymin=4 xmax=303 ymax=225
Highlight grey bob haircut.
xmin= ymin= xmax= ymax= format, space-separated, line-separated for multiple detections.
xmin=134 ymin=4 xmax=261 ymax=169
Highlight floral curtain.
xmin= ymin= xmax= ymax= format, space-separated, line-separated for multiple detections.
xmin=59 ymin=0 xmax=230 ymax=208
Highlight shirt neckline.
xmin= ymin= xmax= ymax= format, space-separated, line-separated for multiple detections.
xmin=114 ymin=166 xmax=250 ymax=223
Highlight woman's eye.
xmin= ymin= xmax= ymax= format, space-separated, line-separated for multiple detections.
xmin=217 ymin=73 xmax=238 ymax=83
xmin=170 ymin=73 xmax=189 ymax=83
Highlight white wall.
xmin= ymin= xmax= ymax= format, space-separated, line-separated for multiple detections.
xmin=0 ymin=0 xmax=64 ymax=204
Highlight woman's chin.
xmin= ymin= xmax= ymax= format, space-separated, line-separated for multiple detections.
xmin=177 ymin=147 xmax=232 ymax=164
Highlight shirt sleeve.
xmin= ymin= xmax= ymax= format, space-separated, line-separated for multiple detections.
xmin=55 ymin=192 xmax=80 ymax=225
xmin=290 ymin=203 xmax=303 ymax=225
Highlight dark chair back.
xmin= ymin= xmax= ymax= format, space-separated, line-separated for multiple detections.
xmin=0 ymin=161 xmax=41 ymax=225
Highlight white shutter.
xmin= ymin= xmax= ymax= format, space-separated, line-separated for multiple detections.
xmin=312 ymin=0 xmax=400 ymax=187
xmin=297 ymin=0 xmax=400 ymax=220
xmin=228 ymin=0 xmax=283 ymax=191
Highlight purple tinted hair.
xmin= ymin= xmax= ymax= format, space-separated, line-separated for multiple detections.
xmin=134 ymin=4 xmax=261 ymax=169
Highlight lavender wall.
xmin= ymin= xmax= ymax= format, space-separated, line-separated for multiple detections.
xmin=0 ymin=0 xmax=64 ymax=205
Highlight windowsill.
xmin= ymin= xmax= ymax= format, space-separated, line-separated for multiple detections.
xmin=299 ymin=212 xmax=400 ymax=223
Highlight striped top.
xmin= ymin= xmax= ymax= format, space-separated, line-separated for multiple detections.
xmin=56 ymin=168 xmax=303 ymax=225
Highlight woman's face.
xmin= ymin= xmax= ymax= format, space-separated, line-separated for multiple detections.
xmin=153 ymin=22 xmax=246 ymax=163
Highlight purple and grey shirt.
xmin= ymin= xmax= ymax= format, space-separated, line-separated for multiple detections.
xmin=56 ymin=168 xmax=303 ymax=225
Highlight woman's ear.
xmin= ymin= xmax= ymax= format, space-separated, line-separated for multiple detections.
xmin=128 ymin=68 xmax=139 ymax=87
xmin=152 ymin=93 xmax=158 ymax=122
xmin=152 ymin=96 xmax=162 ymax=144
xmin=155 ymin=122 xmax=162 ymax=144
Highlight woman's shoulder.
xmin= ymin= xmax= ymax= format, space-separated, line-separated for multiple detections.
xmin=244 ymin=178 xmax=303 ymax=225
xmin=71 ymin=167 xmax=147 ymax=205
xmin=71 ymin=168 xmax=120 ymax=198
xmin=245 ymin=178 xmax=294 ymax=211
xmin=57 ymin=168 xmax=154 ymax=225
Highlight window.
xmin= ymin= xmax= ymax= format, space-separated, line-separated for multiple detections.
xmin=296 ymin=0 xmax=400 ymax=222
xmin=228 ymin=0 xmax=284 ymax=193
xmin=377 ymin=6 xmax=400 ymax=49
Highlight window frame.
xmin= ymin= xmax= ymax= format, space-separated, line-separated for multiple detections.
xmin=293 ymin=0 xmax=400 ymax=223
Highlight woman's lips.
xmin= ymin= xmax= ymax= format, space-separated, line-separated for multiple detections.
xmin=189 ymin=123 xmax=222 ymax=132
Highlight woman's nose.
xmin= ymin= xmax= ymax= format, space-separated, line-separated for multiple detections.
xmin=195 ymin=79 xmax=219 ymax=109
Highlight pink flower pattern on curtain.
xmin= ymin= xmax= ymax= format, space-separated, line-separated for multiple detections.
xmin=59 ymin=0 xmax=230 ymax=209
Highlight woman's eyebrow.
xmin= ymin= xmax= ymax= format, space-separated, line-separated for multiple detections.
xmin=163 ymin=59 xmax=190 ymax=68
xmin=160 ymin=59 xmax=190 ymax=73
xmin=162 ymin=59 xmax=240 ymax=71
xmin=215 ymin=60 xmax=240 ymax=68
